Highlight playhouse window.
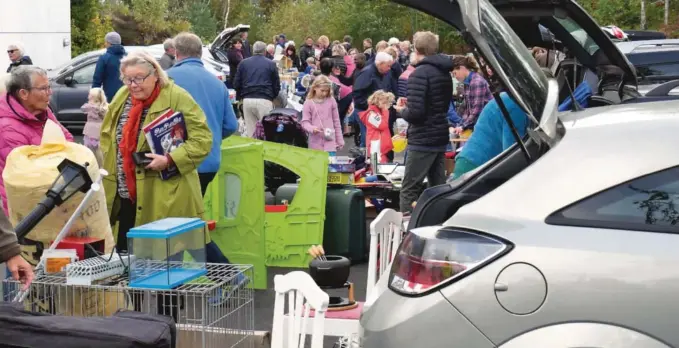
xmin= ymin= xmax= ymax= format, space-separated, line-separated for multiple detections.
xmin=224 ymin=173 xmax=241 ymax=219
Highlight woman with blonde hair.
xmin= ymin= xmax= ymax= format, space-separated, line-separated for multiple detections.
xmin=99 ymin=50 xmax=212 ymax=254
xmin=301 ymin=75 xmax=344 ymax=155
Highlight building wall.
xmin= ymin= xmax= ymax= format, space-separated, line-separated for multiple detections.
xmin=0 ymin=0 xmax=71 ymax=71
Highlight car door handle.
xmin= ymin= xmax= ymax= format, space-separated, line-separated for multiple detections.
xmin=494 ymin=282 xmax=508 ymax=292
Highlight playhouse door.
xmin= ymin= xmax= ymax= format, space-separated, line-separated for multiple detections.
xmin=209 ymin=142 xmax=267 ymax=289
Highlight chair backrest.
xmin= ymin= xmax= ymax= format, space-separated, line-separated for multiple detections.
xmin=272 ymin=271 xmax=330 ymax=348
xmin=367 ymin=208 xmax=403 ymax=298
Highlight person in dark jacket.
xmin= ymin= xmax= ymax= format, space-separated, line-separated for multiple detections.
xmin=6 ymin=44 xmax=32 ymax=73
xmin=352 ymin=52 xmax=395 ymax=147
xmin=395 ymin=31 xmax=452 ymax=213
xmin=299 ymin=37 xmax=315 ymax=71
xmin=234 ymin=41 xmax=280 ymax=137
xmin=398 ymin=56 xmax=416 ymax=98
xmin=92 ymin=32 xmax=125 ymax=102
xmin=241 ymin=31 xmax=252 ymax=58
xmin=226 ymin=38 xmax=244 ymax=87
xmin=284 ymin=44 xmax=302 ymax=71
xmin=158 ymin=38 xmax=176 ymax=70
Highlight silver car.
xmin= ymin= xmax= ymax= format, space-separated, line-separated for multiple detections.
xmin=361 ymin=0 xmax=679 ymax=347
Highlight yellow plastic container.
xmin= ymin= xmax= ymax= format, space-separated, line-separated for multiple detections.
xmin=392 ymin=135 xmax=407 ymax=153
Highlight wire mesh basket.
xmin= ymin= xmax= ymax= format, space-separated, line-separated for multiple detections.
xmin=2 ymin=262 xmax=255 ymax=348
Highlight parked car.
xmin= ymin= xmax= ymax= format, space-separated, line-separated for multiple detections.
xmin=207 ymin=24 xmax=250 ymax=87
xmin=48 ymin=46 xmax=226 ymax=130
xmin=616 ymin=39 xmax=679 ymax=96
xmin=361 ymin=0 xmax=679 ymax=347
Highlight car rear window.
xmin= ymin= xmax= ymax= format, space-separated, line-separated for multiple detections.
xmin=546 ymin=166 xmax=679 ymax=233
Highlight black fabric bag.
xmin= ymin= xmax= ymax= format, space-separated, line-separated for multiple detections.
xmin=0 ymin=303 xmax=174 ymax=348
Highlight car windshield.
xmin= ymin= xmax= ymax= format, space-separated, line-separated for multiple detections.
xmin=478 ymin=0 xmax=548 ymax=122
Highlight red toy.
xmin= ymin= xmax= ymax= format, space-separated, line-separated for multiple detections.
xmin=52 ymin=236 xmax=105 ymax=261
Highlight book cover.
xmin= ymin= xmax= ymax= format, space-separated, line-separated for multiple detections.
xmin=143 ymin=111 xmax=188 ymax=180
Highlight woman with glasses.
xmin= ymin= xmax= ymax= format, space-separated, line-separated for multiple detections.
xmin=0 ymin=66 xmax=73 ymax=214
xmin=98 ymin=51 xmax=212 ymax=254
xmin=6 ymin=44 xmax=32 ymax=73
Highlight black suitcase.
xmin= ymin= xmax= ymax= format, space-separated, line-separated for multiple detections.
xmin=0 ymin=303 xmax=175 ymax=348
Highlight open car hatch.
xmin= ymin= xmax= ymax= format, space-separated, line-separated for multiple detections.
xmin=209 ymin=24 xmax=250 ymax=63
xmin=392 ymin=0 xmax=559 ymax=145
xmin=490 ymin=0 xmax=637 ymax=86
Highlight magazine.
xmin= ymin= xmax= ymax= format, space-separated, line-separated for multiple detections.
xmin=143 ymin=110 xmax=187 ymax=180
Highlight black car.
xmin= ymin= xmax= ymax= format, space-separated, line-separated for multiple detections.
xmin=48 ymin=46 xmax=226 ymax=131
xmin=616 ymin=39 xmax=679 ymax=96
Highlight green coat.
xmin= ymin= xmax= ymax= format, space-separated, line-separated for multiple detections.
xmin=100 ymin=82 xmax=213 ymax=248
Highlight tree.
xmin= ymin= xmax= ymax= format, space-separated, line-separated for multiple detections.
xmin=71 ymin=0 xmax=113 ymax=56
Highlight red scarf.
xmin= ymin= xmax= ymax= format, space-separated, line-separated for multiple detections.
xmin=119 ymin=84 xmax=161 ymax=201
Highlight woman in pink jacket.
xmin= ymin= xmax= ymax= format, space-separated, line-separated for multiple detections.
xmin=0 ymin=66 xmax=74 ymax=214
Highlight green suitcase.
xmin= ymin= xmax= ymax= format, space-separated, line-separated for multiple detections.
xmin=274 ymin=184 xmax=367 ymax=263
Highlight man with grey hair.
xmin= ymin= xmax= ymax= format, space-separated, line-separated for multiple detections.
xmin=167 ymin=32 xmax=237 ymax=267
xmin=92 ymin=31 xmax=126 ymax=102
xmin=159 ymin=38 xmax=176 ymax=70
xmin=233 ymin=41 xmax=280 ymax=137
xmin=6 ymin=44 xmax=32 ymax=73
xmin=352 ymin=51 xmax=396 ymax=147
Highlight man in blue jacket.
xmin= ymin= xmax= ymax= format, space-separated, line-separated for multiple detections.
xmin=92 ymin=32 xmax=125 ymax=102
xmin=167 ymin=32 xmax=238 ymax=275
xmin=234 ymin=41 xmax=280 ymax=137
xmin=168 ymin=32 xmax=237 ymax=195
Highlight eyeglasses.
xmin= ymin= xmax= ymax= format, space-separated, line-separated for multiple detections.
xmin=7 ymin=49 xmax=16 ymax=54
xmin=30 ymin=86 xmax=52 ymax=92
xmin=122 ymin=73 xmax=152 ymax=86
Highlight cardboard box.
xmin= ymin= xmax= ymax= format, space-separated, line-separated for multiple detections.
xmin=328 ymin=172 xmax=354 ymax=185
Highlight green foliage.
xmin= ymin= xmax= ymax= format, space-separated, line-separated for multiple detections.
xmin=186 ymin=2 xmax=219 ymax=43
xmin=71 ymin=0 xmax=113 ymax=56
xmin=70 ymin=0 xmax=679 ymax=56
xmin=229 ymin=0 xmax=464 ymax=53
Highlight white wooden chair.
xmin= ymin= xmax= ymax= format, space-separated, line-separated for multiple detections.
xmin=272 ymin=271 xmax=330 ymax=348
xmin=366 ymin=208 xmax=403 ymax=299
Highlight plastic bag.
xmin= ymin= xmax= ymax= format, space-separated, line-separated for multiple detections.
xmin=394 ymin=119 xmax=408 ymax=136
xmin=2 ymin=120 xmax=114 ymax=265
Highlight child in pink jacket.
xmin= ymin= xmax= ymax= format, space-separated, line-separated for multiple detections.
xmin=301 ymin=75 xmax=344 ymax=155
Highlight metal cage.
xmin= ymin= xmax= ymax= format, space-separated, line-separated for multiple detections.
xmin=2 ymin=262 xmax=255 ymax=348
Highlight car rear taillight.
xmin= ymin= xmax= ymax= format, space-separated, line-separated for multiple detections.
xmin=389 ymin=226 xmax=511 ymax=296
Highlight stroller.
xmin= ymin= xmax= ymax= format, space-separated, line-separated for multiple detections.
xmin=253 ymin=108 xmax=308 ymax=194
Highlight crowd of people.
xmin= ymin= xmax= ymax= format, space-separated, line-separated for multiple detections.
xmin=0 ymin=26 xmax=546 ymax=289
xmin=223 ymin=31 xmax=534 ymax=214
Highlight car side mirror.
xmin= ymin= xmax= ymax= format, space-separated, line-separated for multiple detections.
xmin=64 ymin=76 xmax=75 ymax=86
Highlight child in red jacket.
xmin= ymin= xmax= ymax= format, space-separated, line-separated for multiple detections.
xmin=359 ymin=91 xmax=395 ymax=163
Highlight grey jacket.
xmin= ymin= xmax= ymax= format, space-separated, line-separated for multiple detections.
xmin=159 ymin=53 xmax=175 ymax=70
xmin=0 ymin=209 xmax=20 ymax=262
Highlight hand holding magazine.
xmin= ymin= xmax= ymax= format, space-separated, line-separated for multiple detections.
xmin=142 ymin=109 xmax=188 ymax=180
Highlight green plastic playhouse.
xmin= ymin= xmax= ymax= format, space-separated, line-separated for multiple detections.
xmin=203 ymin=136 xmax=329 ymax=289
